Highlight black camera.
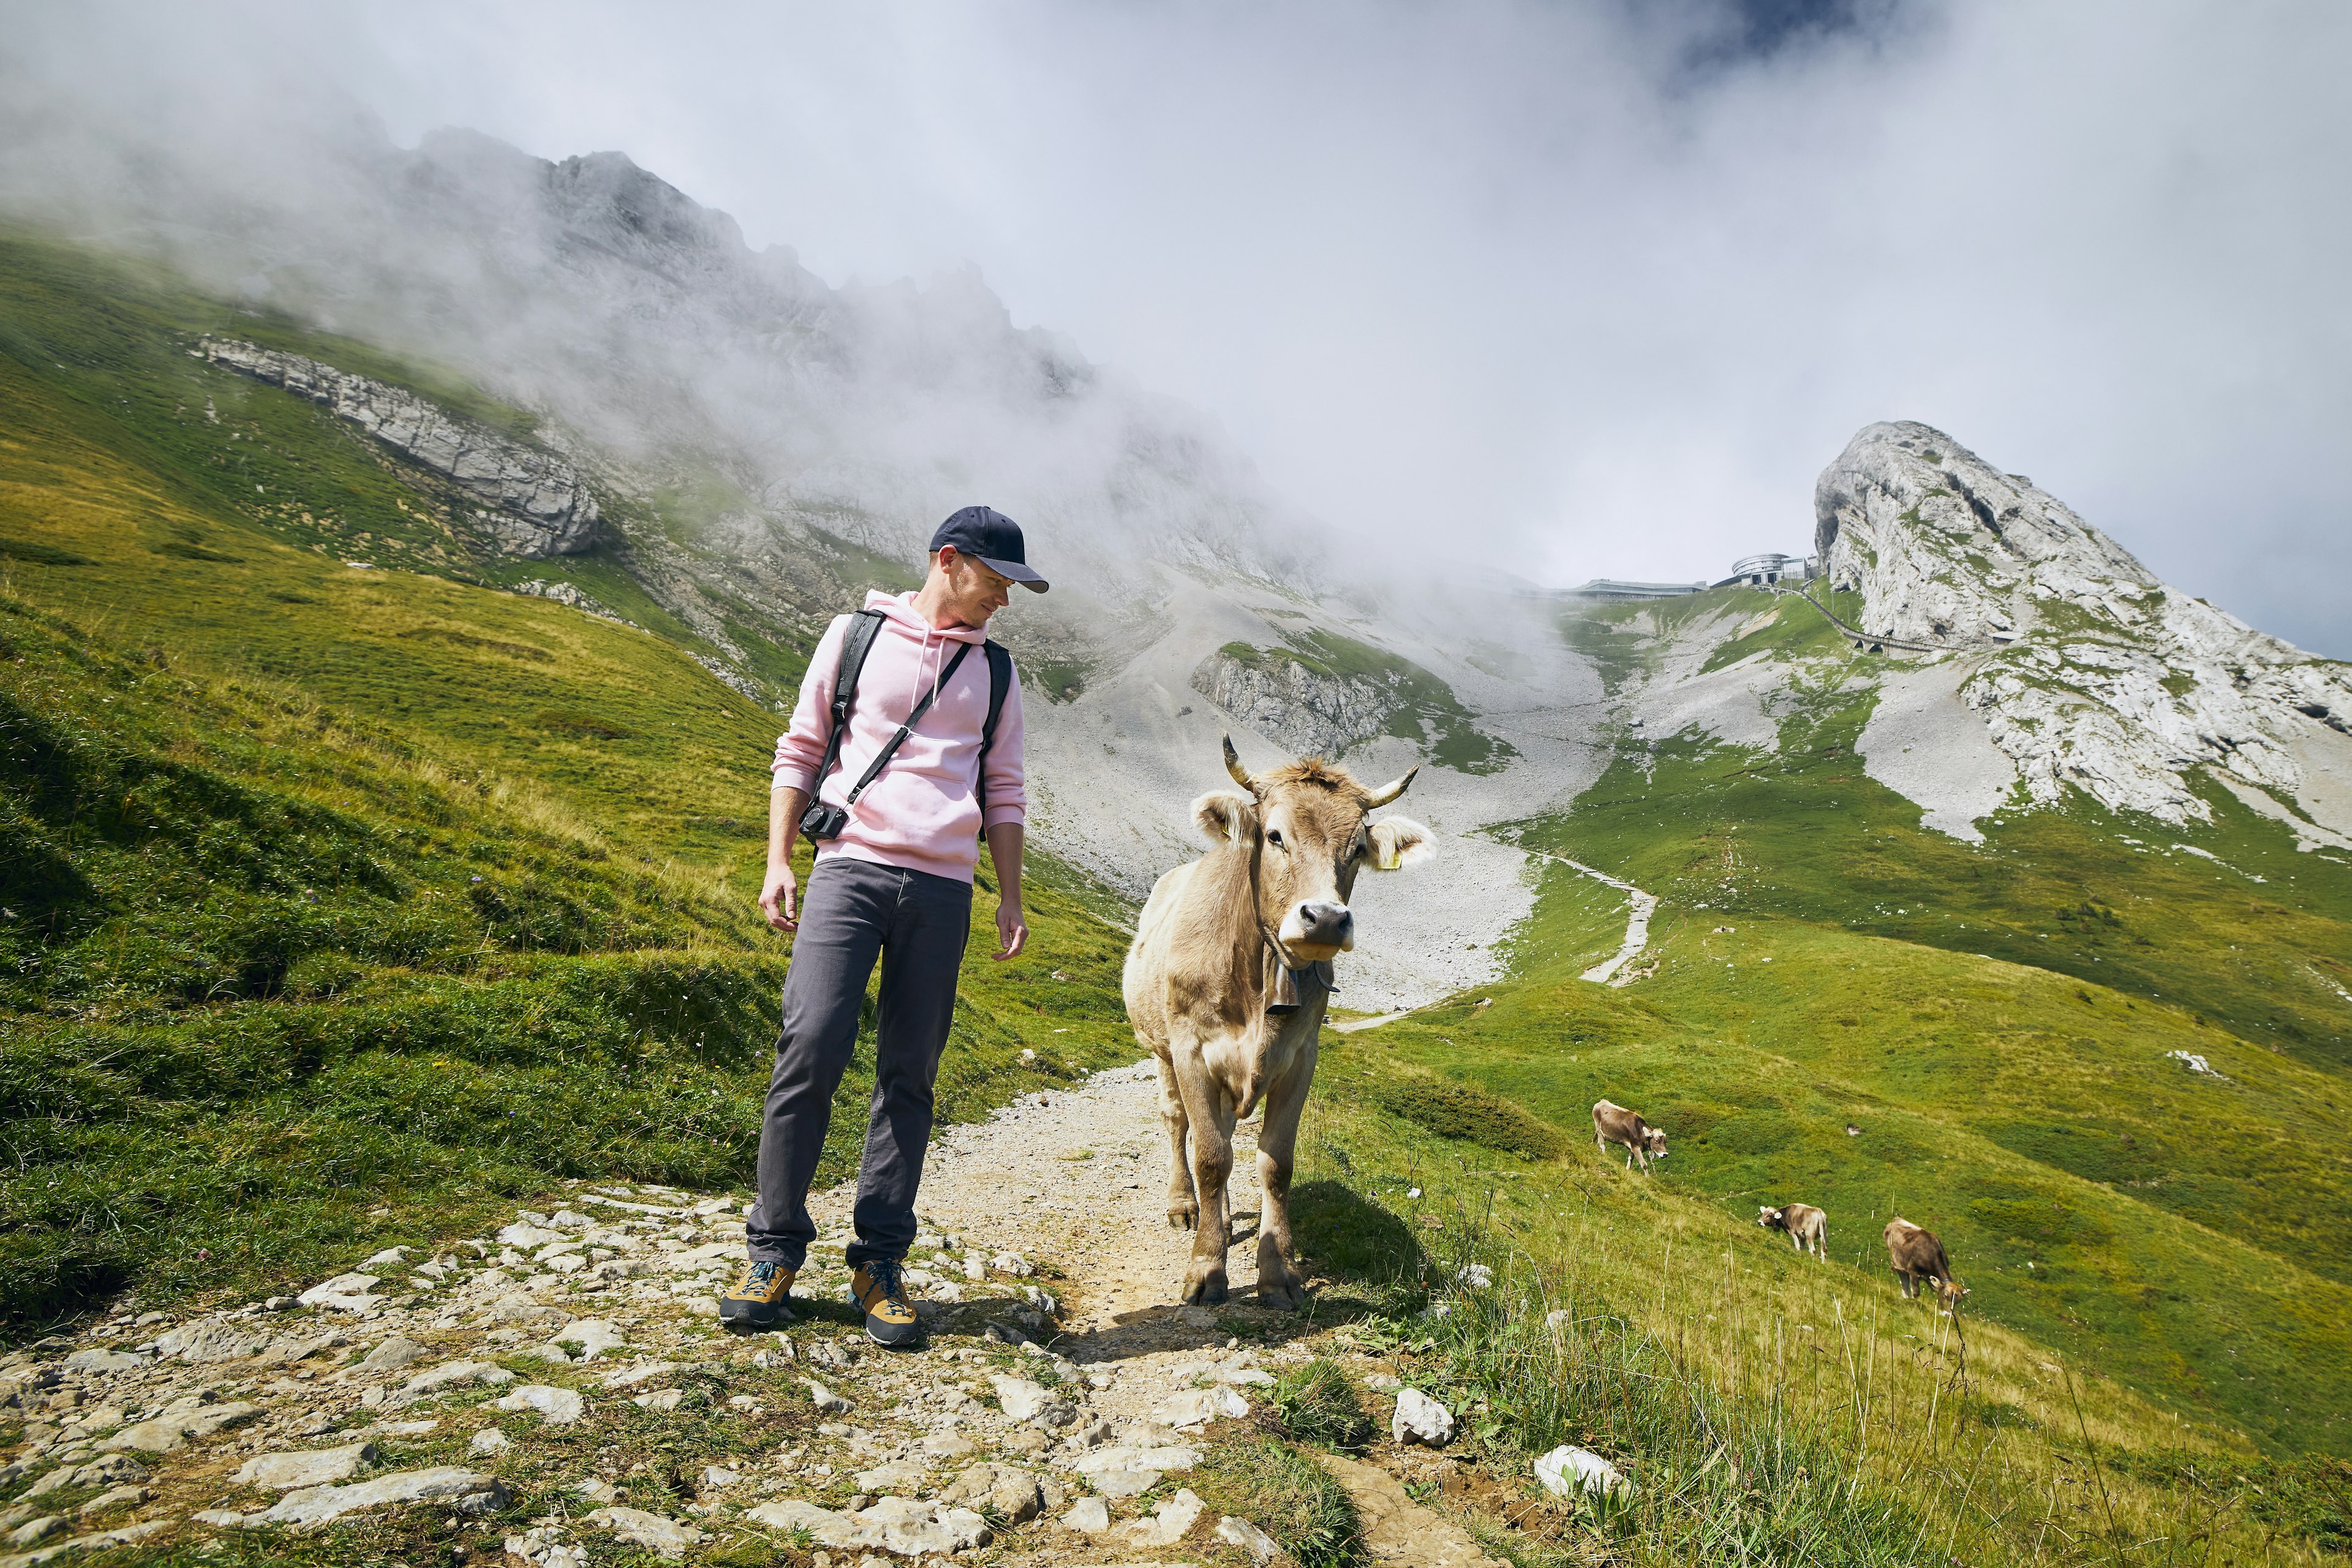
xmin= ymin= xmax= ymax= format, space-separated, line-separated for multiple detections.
xmin=799 ymin=800 xmax=848 ymax=842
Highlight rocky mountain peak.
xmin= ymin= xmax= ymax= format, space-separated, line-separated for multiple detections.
xmin=1816 ymin=420 xmax=2157 ymax=648
xmin=1817 ymin=421 xmax=2352 ymax=836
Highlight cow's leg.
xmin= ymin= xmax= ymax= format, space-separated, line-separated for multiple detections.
xmin=1789 ymin=1233 xmax=1803 ymax=1254
xmin=1252 ymin=1042 xmax=1317 ymax=1312
xmin=1155 ymin=1054 xmax=1197 ymax=1231
xmin=1175 ymin=1043 xmax=1238 ymax=1306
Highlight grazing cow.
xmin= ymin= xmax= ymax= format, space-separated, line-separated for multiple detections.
xmin=1592 ymin=1100 xmax=1667 ymax=1173
xmin=1758 ymin=1202 xmax=1828 ymax=1259
xmin=1884 ymin=1218 xmax=1967 ymax=1309
xmin=1123 ymin=739 xmax=1432 ymax=1308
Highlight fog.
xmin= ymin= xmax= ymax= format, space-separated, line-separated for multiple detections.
xmin=4 ymin=0 xmax=2348 ymax=654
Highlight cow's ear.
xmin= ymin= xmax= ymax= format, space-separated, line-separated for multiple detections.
xmin=1193 ymin=791 xmax=1259 ymax=845
xmin=1364 ymin=816 xmax=1434 ymax=870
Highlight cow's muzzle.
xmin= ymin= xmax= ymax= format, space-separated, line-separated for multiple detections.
xmin=1283 ymin=900 xmax=1355 ymax=956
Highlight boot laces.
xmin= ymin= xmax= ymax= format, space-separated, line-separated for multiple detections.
xmin=864 ymin=1256 xmax=911 ymax=1308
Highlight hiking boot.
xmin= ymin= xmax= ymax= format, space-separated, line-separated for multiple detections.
xmin=718 ymin=1259 xmax=794 ymax=1327
xmin=851 ymin=1257 xmax=923 ymax=1348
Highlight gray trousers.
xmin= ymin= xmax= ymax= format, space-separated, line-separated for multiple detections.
xmin=745 ymin=856 xmax=972 ymax=1270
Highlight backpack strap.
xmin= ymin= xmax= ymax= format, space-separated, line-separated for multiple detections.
xmin=809 ymin=609 xmax=886 ymax=798
xmin=974 ymin=639 xmax=1012 ymax=826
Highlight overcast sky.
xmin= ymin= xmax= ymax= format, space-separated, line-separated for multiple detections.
xmin=10 ymin=1 xmax=2351 ymax=654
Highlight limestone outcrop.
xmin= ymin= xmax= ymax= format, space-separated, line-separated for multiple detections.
xmin=1817 ymin=421 xmax=2352 ymax=829
xmin=1189 ymin=647 xmax=1397 ymax=760
xmin=198 ymin=338 xmax=598 ymax=559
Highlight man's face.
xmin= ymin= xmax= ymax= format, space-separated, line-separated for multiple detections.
xmin=934 ymin=547 xmax=1014 ymax=627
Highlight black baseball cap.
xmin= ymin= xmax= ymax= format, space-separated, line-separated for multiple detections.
xmin=930 ymin=505 xmax=1049 ymax=593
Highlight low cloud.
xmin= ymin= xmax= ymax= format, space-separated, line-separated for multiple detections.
xmin=4 ymin=0 xmax=2346 ymax=651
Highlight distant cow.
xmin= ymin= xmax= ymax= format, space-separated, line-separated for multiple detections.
xmin=1758 ymin=1203 xmax=1828 ymax=1259
xmin=1123 ymin=739 xmax=1432 ymax=1308
xmin=1592 ymin=1101 xmax=1667 ymax=1173
xmin=1883 ymin=1218 xmax=1967 ymax=1309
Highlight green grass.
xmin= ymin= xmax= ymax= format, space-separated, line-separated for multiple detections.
xmin=1191 ymin=1434 xmax=1363 ymax=1567
xmin=1325 ymin=590 xmax=2352 ymax=1460
xmin=0 ymin=228 xmax=1142 ymax=1332
xmin=1289 ymin=1072 xmax=2341 ymax=1565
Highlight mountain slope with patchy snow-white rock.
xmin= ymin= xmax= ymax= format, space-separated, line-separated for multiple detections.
xmin=1816 ymin=421 xmax=2352 ymax=843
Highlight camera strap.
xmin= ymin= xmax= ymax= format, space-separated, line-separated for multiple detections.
xmin=842 ymin=640 xmax=972 ymax=805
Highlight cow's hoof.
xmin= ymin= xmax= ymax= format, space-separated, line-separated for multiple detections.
xmin=1167 ymin=1203 xmax=1199 ymax=1231
xmin=1256 ymin=1277 xmax=1305 ymax=1313
xmin=1180 ymin=1270 xmax=1229 ymax=1306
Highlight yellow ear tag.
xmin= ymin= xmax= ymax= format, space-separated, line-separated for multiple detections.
xmin=1377 ymin=840 xmax=1400 ymax=870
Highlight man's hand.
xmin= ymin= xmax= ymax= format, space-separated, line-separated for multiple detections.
xmin=760 ymin=861 xmax=799 ymax=933
xmin=984 ymin=819 xmax=1027 ymax=960
xmin=994 ymin=897 xmax=1028 ymax=960
xmin=761 ymin=785 xmax=810 ymax=933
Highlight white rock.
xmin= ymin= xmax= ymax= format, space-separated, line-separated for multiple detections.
xmin=1074 ymin=1444 xmax=1201 ymax=1476
xmin=1218 ymin=1513 xmax=1281 ymax=1563
xmin=492 ymin=1385 xmax=586 ymax=1425
xmin=358 ymin=1336 xmax=424 ymax=1371
xmin=363 ymin=1247 xmax=412 ymax=1267
xmin=399 ymin=1361 xmax=515 ymax=1398
xmin=632 ymin=1389 xmax=684 ymax=1412
xmin=1125 ymin=1487 xmax=1206 ymax=1547
xmin=701 ymin=1465 xmax=743 ymax=1488
xmin=294 ymin=1275 xmax=383 ymax=1313
xmin=62 ymin=1349 xmax=148 ymax=1376
xmin=854 ymin=1460 xmax=928 ymax=1492
xmin=551 ymin=1319 xmax=628 ymax=1362
xmin=153 ymin=1318 xmax=271 ymax=1362
xmin=990 ymin=1376 xmax=1051 ymax=1420
xmin=1392 ymin=1388 xmax=1454 ymax=1446
xmin=257 ymin=1466 xmax=507 ymax=1525
xmin=805 ymin=1381 xmax=851 ymax=1414
xmin=1536 ymin=1444 xmax=1632 ymax=1499
xmin=600 ymin=1359 xmax=681 ymax=1390
xmin=584 ymin=1505 xmax=707 ymax=1559
xmin=469 ymin=1428 xmax=509 ymax=1457
xmin=1063 ymin=1496 xmax=1111 ymax=1533
xmin=235 ymin=1442 xmax=375 ymax=1490
xmin=1153 ymin=1385 xmax=1248 ymax=1427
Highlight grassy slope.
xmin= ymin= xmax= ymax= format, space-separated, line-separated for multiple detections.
xmin=1287 ymin=1075 xmax=2348 ymax=1567
xmin=0 ymin=234 xmax=1136 ymax=1330
xmin=1306 ymin=589 xmax=2352 ymax=1461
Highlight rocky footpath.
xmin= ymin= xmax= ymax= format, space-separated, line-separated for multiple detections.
xmin=0 ymin=1063 xmax=1523 ymax=1567
xmin=197 ymin=338 xmax=600 ymax=559
xmin=1817 ymin=421 xmax=2352 ymax=832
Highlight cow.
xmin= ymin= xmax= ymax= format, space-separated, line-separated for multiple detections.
xmin=1758 ymin=1202 xmax=1828 ymax=1259
xmin=1123 ymin=738 xmax=1433 ymax=1308
xmin=1592 ymin=1100 xmax=1667 ymax=1173
xmin=1884 ymin=1217 xmax=1967 ymax=1310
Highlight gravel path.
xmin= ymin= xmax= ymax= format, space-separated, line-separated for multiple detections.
xmin=1 ymin=1059 xmax=1507 ymax=1567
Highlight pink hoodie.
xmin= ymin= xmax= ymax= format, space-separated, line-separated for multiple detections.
xmin=770 ymin=590 xmax=1027 ymax=884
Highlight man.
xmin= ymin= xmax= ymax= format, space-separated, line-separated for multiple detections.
xmin=721 ymin=505 xmax=1045 ymax=1346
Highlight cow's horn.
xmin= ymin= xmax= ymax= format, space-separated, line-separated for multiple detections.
xmin=1221 ymin=735 xmax=1259 ymax=794
xmin=1363 ymin=765 xmax=1419 ymax=807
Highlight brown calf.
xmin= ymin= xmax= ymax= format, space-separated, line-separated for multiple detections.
xmin=1883 ymin=1217 xmax=1967 ymax=1310
xmin=1591 ymin=1100 xmax=1667 ymax=1174
xmin=1758 ymin=1202 xmax=1828 ymax=1259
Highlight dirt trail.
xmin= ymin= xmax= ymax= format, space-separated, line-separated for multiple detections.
xmin=4 ymin=1060 xmax=1510 ymax=1568
xmin=888 ymin=1060 xmax=1509 ymax=1566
